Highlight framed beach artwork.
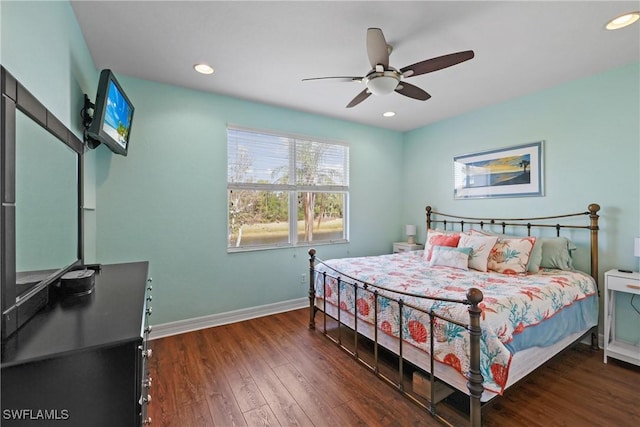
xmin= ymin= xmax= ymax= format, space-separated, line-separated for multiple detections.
xmin=453 ymin=141 xmax=544 ymax=199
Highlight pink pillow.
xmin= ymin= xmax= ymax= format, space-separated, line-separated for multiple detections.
xmin=424 ymin=230 xmax=461 ymax=261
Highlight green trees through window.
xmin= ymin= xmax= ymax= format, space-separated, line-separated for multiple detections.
xmin=227 ymin=126 xmax=349 ymax=250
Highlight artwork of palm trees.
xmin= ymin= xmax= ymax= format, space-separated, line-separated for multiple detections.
xmin=454 ymin=142 xmax=543 ymax=199
xmin=463 ymin=154 xmax=531 ymax=187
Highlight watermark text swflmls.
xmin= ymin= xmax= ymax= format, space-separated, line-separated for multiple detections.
xmin=2 ymin=409 xmax=70 ymax=421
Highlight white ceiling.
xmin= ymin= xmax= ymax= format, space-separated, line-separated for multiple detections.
xmin=70 ymin=1 xmax=640 ymax=132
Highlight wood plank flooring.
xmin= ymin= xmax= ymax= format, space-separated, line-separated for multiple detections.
xmin=148 ymin=309 xmax=640 ymax=426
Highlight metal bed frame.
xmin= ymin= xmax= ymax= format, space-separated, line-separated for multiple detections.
xmin=307 ymin=203 xmax=600 ymax=427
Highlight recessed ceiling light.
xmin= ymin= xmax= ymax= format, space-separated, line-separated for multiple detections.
xmin=606 ymin=12 xmax=640 ymax=30
xmin=194 ymin=63 xmax=214 ymax=74
xmin=383 ymin=111 xmax=396 ymax=117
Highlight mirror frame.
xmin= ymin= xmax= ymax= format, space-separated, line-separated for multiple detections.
xmin=1 ymin=66 xmax=84 ymax=339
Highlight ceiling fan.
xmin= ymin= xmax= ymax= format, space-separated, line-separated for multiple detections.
xmin=303 ymin=28 xmax=475 ymax=108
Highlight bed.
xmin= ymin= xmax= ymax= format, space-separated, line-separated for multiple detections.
xmin=307 ymin=204 xmax=600 ymax=427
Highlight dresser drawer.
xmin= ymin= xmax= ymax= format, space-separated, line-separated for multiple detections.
xmin=607 ymin=275 xmax=640 ymax=295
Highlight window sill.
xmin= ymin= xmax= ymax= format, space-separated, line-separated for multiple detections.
xmin=227 ymin=239 xmax=349 ymax=253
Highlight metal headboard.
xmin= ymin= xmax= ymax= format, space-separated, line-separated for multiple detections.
xmin=425 ymin=203 xmax=601 ymax=283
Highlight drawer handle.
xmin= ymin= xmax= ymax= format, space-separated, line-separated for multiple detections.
xmin=143 ymin=417 xmax=152 ymax=425
xmin=145 ymin=325 xmax=153 ymax=334
xmin=142 ymin=349 xmax=153 ymax=359
xmin=626 ymin=284 xmax=640 ymax=290
xmin=142 ymin=394 xmax=152 ymax=404
xmin=146 ymin=307 xmax=153 ymax=316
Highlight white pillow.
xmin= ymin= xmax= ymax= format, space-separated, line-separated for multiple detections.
xmin=458 ymin=233 xmax=499 ymax=272
xmin=429 ymin=246 xmax=472 ymax=270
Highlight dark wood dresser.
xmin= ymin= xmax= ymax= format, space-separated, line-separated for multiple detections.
xmin=1 ymin=262 xmax=152 ymax=426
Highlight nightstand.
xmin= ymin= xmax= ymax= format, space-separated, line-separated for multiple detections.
xmin=604 ymin=269 xmax=640 ymax=366
xmin=393 ymin=242 xmax=424 ymax=253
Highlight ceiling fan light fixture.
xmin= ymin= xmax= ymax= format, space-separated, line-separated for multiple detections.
xmin=606 ymin=12 xmax=640 ymax=30
xmin=383 ymin=111 xmax=396 ymax=117
xmin=365 ymin=72 xmax=400 ymax=96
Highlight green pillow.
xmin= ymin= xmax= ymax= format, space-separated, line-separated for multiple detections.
xmin=527 ymin=239 xmax=543 ymax=273
xmin=539 ymin=237 xmax=576 ymax=270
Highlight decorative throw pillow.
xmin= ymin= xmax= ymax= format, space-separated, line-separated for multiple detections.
xmin=487 ymin=237 xmax=536 ymax=275
xmin=469 ymin=228 xmax=493 ymax=236
xmin=423 ymin=229 xmax=461 ymax=262
xmin=470 ymin=229 xmax=543 ymax=274
xmin=429 ymin=246 xmax=472 ymax=270
xmin=539 ymin=237 xmax=576 ymax=270
xmin=458 ymin=233 xmax=499 ymax=272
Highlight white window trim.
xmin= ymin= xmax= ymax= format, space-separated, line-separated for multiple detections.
xmin=227 ymin=125 xmax=349 ymax=252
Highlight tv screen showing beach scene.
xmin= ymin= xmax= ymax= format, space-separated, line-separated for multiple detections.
xmin=102 ymin=80 xmax=133 ymax=150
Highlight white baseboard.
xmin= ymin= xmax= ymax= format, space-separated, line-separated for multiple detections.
xmin=148 ymin=297 xmax=308 ymax=340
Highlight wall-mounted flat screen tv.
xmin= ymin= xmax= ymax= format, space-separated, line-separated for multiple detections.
xmin=87 ymin=69 xmax=135 ymax=156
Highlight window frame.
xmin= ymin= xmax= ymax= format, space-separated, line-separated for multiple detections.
xmin=227 ymin=125 xmax=349 ymax=252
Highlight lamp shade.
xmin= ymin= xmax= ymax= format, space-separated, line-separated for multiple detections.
xmin=406 ymin=225 xmax=416 ymax=244
xmin=635 ymin=237 xmax=640 ymax=257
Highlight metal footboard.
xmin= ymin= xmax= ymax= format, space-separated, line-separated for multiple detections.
xmin=308 ymin=249 xmax=484 ymax=427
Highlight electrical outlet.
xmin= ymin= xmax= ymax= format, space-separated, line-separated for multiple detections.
xmin=300 ymin=273 xmax=306 ymax=284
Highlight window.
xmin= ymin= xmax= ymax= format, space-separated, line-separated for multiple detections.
xmin=227 ymin=126 xmax=349 ymax=251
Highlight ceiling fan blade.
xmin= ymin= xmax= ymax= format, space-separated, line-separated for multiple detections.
xmin=346 ymin=89 xmax=371 ymax=108
xmin=366 ymin=28 xmax=389 ymax=68
xmin=302 ymin=76 xmax=363 ymax=83
xmin=401 ymin=50 xmax=475 ymax=78
xmin=395 ymin=82 xmax=431 ymax=101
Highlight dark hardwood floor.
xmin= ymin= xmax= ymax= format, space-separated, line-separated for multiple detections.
xmin=148 ymin=308 xmax=640 ymax=426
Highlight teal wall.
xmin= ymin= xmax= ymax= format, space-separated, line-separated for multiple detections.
xmin=2 ymin=1 xmax=639 ymax=340
xmin=93 ymin=76 xmax=403 ymax=323
xmin=403 ymin=62 xmax=640 ymax=341
xmin=0 ymin=1 xmax=96 ymax=130
xmin=1 ymin=0 xmax=404 ymax=326
xmin=0 ymin=0 xmax=99 ymax=263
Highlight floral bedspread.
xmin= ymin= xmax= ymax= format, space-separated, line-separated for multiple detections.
xmin=313 ymin=250 xmax=597 ymax=394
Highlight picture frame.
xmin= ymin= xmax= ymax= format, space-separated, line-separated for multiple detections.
xmin=454 ymin=141 xmax=544 ymax=199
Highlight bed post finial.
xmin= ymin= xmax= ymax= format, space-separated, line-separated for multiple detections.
xmin=466 ymin=287 xmax=483 ymax=427
xmin=308 ymin=249 xmax=317 ymax=330
xmin=426 ymin=206 xmax=432 ymax=231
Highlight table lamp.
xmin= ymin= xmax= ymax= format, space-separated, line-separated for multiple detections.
xmin=406 ymin=225 xmax=416 ymax=244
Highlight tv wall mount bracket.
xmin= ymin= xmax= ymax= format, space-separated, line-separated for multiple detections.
xmin=81 ymin=94 xmax=101 ymax=150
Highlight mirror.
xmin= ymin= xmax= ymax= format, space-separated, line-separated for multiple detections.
xmin=15 ymin=110 xmax=79 ymax=296
xmin=1 ymin=66 xmax=83 ymax=339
